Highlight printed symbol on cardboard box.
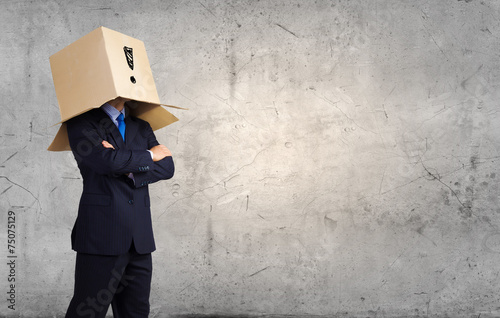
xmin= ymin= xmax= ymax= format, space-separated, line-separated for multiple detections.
xmin=123 ymin=46 xmax=136 ymax=84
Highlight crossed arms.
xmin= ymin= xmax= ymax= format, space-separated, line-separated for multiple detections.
xmin=66 ymin=112 xmax=174 ymax=187
xmin=101 ymin=140 xmax=171 ymax=162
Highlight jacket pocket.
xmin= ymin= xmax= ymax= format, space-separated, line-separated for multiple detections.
xmin=80 ymin=193 xmax=111 ymax=206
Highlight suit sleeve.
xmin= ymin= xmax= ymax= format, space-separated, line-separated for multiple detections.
xmin=132 ymin=123 xmax=175 ymax=188
xmin=67 ymin=114 xmax=154 ymax=177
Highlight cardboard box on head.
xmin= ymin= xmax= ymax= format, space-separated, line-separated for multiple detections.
xmin=48 ymin=26 xmax=183 ymax=151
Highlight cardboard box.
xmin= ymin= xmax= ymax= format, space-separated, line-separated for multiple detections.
xmin=48 ymin=26 xmax=182 ymax=151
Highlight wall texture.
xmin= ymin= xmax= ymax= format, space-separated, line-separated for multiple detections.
xmin=1 ymin=0 xmax=500 ymax=317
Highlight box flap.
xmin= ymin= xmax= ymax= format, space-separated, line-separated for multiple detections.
xmin=47 ymin=123 xmax=71 ymax=152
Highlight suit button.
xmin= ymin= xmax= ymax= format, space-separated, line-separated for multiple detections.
xmin=128 ymin=200 xmax=134 ymax=205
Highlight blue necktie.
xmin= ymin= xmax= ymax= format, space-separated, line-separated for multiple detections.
xmin=117 ymin=113 xmax=126 ymax=141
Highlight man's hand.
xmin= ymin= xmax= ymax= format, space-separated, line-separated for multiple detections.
xmin=150 ymin=145 xmax=172 ymax=162
xmin=102 ymin=140 xmax=115 ymax=149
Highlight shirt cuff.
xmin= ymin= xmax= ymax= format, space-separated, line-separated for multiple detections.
xmin=127 ymin=173 xmax=135 ymax=185
xmin=147 ymin=150 xmax=154 ymax=160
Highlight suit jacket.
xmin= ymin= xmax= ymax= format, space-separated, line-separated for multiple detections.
xmin=66 ymin=108 xmax=174 ymax=255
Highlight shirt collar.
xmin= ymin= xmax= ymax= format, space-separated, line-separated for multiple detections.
xmin=101 ymin=102 xmax=126 ymax=121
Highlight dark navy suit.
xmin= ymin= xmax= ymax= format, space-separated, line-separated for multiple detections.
xmin=64 ymin=107 xmax=174 ymax=317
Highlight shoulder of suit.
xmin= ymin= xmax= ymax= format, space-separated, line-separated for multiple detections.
xmin=67 ymin=108 xmax=108 ymax=127
xmin=128 ymin=115 xmax=151 ymax=127
xmin=71 ymin=108 xmax=104 ymax=120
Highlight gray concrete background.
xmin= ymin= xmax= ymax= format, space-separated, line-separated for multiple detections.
xmin=1 ymin=0 xmax=500 ymax=317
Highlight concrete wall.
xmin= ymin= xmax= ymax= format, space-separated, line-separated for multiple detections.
xmin=1 ymin=0 xmax=500 ymax=317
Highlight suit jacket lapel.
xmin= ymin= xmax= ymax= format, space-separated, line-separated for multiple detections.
xmin=94 ymin=109 xmax=125 ymax=149
xmin=109 ymin=123 xmax=125 ymax=148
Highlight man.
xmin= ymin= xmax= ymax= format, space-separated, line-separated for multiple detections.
xmin=64 ymin=97 xmax=174 ymax=317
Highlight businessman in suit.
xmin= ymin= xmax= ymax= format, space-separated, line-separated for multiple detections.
xmin=64 ymin=97 xmax=174 ymax=318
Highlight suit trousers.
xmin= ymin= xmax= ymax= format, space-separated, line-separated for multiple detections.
xmin=65 ymin=242 xmax=152 ymax=318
